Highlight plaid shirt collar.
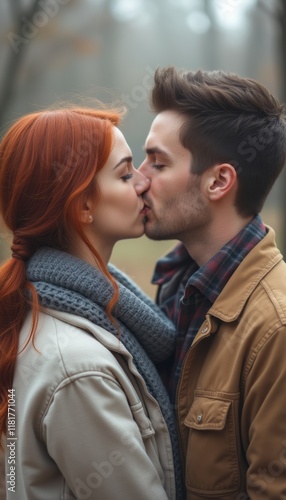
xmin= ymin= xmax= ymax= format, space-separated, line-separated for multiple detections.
xmin=152 ymin=215 xmax=266 ymax=304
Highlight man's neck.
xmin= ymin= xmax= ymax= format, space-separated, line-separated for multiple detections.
xmin=182 ymin=215 xmax=253 ymax=267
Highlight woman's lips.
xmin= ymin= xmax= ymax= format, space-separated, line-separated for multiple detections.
xmin=140 ymin=204 xmax=150 ymax=215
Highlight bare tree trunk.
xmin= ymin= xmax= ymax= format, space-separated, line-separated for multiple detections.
xmin=0 ymin=0 xmax=39 ymax=131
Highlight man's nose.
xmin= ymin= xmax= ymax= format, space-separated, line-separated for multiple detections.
xmin=134 ymin=170 xmax=150 ymax=194
xmin=138 ymin=159 xmax=149 ymax=177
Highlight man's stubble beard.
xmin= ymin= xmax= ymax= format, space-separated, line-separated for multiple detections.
xmin=144 ymin=187 xmax=211 ymax=242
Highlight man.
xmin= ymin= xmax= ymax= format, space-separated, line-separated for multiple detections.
xmin=139 ymin=66 xmax=286 ymax=500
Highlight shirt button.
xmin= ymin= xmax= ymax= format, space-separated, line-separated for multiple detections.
xmin=197 ymin=414 xmax=203 ymax=423
xmin=201 ymin=327 xmax=208 ymax=333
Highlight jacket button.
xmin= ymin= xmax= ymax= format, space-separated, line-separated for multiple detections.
xmin=197 ymin=414 xmax=203 ymax=423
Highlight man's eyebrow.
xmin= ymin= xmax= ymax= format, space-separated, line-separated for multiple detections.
xmin=113 ymin=156 xmax=133 ymax=169
xmin=143 ymin=146 xmax=170 ymax=157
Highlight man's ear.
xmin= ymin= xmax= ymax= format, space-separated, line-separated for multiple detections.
xmin=204 ymin=163 xmax=237 ymax=201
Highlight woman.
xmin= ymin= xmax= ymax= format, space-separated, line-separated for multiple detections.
xmin=0 ymin=107 xmax=183 ymax=499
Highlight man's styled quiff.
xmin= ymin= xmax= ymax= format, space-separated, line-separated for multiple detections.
xmin=151 ymin=66 xmax=286 ymax=217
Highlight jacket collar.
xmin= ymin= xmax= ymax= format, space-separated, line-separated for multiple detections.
xmin=207 ymin=226 xmax=282 ymax=322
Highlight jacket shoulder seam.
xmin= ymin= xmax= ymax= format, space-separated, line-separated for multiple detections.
xmin=39 ymin=370 xmax=122 ymax=440
xmin=260 ymin=279 xmax=286 ymax=323
xmin=242 ymin=323 xmax=285 ymax=384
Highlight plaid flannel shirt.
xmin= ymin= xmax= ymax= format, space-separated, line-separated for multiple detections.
xmin=152 ymin=215 xmax=266 ymax=404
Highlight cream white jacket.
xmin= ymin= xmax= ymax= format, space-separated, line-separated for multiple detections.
xmin=3 ymin=308 xmax=176 ymax=500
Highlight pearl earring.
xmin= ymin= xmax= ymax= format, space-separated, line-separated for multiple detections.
xmin=88 ymin=215 xmax=93 ymax=223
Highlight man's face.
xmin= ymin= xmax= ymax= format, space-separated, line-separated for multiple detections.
xmin=139 ymin=110 xmax=211 ymax=242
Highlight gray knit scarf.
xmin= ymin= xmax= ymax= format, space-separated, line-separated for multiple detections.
xmin=26 ymin=246 xmax=184 ymax=500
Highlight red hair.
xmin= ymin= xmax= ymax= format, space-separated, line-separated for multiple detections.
xmin=0 ymin=106 xmax=122 ymax=441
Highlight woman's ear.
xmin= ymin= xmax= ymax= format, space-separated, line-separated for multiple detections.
xmin=204 ymin=163 xmax=237 ymax=201
xmin=79 ymin=199 xmax=93 ymax=224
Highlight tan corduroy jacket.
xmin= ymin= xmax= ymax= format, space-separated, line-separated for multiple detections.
xmin=176 ymin=227 xmax=286 ymax=499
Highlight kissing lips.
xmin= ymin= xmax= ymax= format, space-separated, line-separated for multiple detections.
xmin=140 ymin=203 xmax=150 ymax=216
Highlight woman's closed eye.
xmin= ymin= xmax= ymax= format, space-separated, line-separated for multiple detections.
xmin=121 ymin=173 xmax=133 ymax=181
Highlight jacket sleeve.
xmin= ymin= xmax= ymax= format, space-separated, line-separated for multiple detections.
xmin=41 ymin=373 xmax=170 ymax=500
xmin=242 ymin=325 xmax=286 ymax=499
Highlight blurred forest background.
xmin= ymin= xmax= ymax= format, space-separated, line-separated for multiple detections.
xmin=0 ymin=0 xmax=285 ymax=297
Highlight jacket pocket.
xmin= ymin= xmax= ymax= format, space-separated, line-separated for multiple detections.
xmin=184 ymin=393 xmax=240 ymax=496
